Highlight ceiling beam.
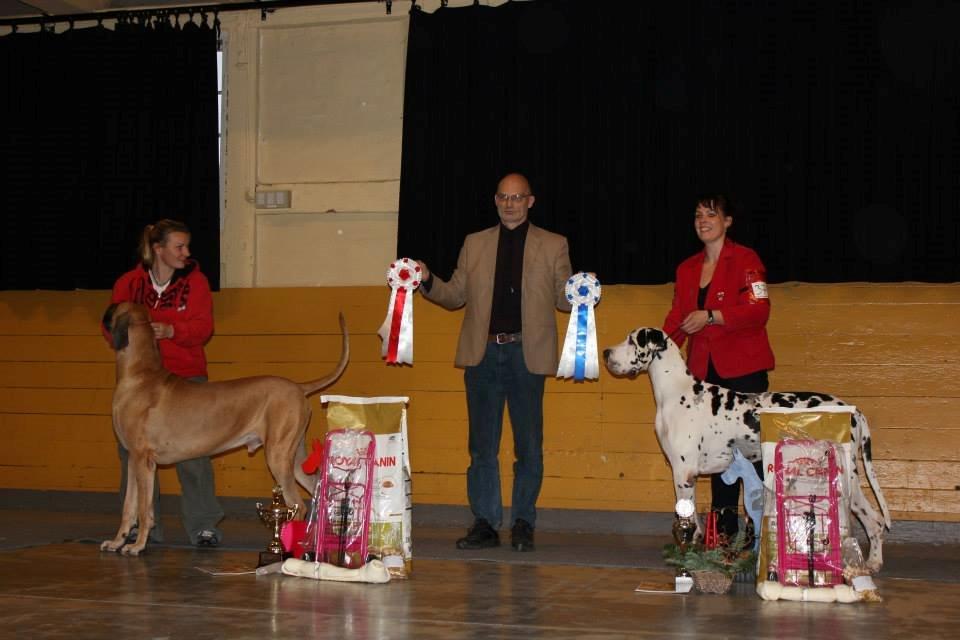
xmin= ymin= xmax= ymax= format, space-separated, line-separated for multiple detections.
xmin=0 ymin=0 xmax=385 ymax=26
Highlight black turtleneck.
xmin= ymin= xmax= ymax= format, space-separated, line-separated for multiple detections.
xmin=489 ymin=221 xmax=528 ymax=334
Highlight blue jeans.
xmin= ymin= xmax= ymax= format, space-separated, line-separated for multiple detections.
xmin=464 ymin=341 xmax=545 ymax=529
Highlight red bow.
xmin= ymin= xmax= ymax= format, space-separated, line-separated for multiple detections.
xmin=301 ymin=438 xmax=325 ymax=474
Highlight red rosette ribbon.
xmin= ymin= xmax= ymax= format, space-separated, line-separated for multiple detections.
xmin=377 ymin=258 xmax=422 ymax=364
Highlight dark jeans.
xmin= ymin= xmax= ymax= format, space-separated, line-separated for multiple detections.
xmin=464 ymin=341 xmax=545 ymax=529
xmin=705 ymin=360 xmax=768 ymax=536
xmin=117 ymin=376 xmax=224 ymax=544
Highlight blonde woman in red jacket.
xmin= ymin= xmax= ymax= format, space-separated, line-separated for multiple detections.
xmin=663 ymin=194 xmax=774 ymax=539
xmin=109 ymin=219 xmax=224 ymax=547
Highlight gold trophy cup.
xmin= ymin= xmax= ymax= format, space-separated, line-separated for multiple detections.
xmin=256 ymin=485 xmax=299 ymax=567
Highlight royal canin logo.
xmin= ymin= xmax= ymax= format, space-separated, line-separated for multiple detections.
xmin=783 ymin=456 xmax=829 ymax=478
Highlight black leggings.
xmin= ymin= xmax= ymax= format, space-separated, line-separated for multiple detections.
xmin=705 ymin=360 xmax=768 ymax=536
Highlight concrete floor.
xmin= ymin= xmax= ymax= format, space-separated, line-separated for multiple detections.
xmin=1 ymin=509 xmax=959 ymax=639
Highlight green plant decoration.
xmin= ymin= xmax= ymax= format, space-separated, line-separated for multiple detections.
xmin=663 ymin=530 xmax=757 ymax=577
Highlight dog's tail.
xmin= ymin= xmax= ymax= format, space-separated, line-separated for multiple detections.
xmin=299 ymin=313 xmax=350 ymax=397
xmin=857 ymin=409 xmax=892 ymax=530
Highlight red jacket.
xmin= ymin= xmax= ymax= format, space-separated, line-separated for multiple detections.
xmin=110 ymin=261 xmax=213 ymax=378
xmin=663 ymin=240 xmax=774 ymax=380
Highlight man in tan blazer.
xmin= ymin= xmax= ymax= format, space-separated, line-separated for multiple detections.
xmin=417 ymin=173 xmax=572 ymax=552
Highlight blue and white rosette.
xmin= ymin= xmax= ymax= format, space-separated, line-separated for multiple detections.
xmin=557 ymin=272 xmax=601 ymax=381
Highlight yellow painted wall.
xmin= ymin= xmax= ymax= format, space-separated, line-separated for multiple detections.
xmin=217 ymin=1 xmax=491 ymax=288
xmin=2 ymin=283 xmax=957 ymax=522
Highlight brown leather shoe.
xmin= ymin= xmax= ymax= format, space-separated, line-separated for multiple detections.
xmin=456 ymin=519 xmax=500 ymax=550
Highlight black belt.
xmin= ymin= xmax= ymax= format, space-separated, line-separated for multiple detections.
xmin=488 ymin=332 xmax=522 ymax=345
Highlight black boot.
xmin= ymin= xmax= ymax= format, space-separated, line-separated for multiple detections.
xmin=511 ymin=519 xmax=535 ymax=552
xmin=456 ymin=519 xmax=500 ymax=550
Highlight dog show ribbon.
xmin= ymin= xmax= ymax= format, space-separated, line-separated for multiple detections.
xmin=377 ymin=258 xmax=422 ymax=365
xmin=556 ymin=272 xmax=601 ymax=381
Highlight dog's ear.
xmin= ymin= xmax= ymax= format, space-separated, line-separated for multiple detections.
xmin=111 ymin=309 xmax=131 ymax=351
xmin=649 ymin=328 xmax=668 ymax=352
xmin=637 ymin=327 xmax=666 ymax=349
xmin=636 ymin=328 xmax=667 ymax=360
xmin=102 ymin=303 xmax=119 ymax=335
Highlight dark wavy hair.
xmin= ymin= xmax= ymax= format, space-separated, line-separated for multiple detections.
xmin=695 ymin=193 xmax=737 ymax=218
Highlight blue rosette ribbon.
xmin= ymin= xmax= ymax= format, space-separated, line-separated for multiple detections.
xmin=556 ymin=272 xmax=601 ymax=381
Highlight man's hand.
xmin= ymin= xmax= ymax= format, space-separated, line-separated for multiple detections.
xmin=416 ymin=260 xmax=431 ymax=282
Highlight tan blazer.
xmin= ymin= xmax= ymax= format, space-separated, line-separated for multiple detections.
xmin=423 ymin=223 xmax=572 ymax=375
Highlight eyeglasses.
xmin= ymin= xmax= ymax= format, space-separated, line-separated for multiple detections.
xmin=495 ymin=192 xmax=531 ymax=204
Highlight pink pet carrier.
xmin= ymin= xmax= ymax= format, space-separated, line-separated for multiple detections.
xmin=774 ymin=439 xmax=843 ymax=587
xmin=301 ymin=428 xmax=377 ymax=568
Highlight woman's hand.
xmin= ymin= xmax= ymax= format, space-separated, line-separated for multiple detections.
xmin=679 ymin=310 xmax=711 ymax=335
xmin=151 ymin=322 xmax=174 ymax=340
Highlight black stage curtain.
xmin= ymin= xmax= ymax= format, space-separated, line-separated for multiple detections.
xmin=398 ymin=0 xmax=960 ymax=284
xmin=0 ymin=18 xmax=220 ymax=291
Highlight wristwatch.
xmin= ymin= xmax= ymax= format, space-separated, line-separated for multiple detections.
xmin=706 ymin=310 xmax=715 ymax=325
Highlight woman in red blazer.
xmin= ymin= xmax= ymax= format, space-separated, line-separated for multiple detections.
xmin=662 ymin=194 xmax=774 ymax=539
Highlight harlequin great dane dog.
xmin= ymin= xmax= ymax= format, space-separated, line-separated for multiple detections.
xmin=100 ymin=301 xmax=349 ymax=556
xmin=603 ymin=327 xmax=892 ymax=572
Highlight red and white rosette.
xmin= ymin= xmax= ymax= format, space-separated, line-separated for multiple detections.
xmin=377 ymin=258 xmax=422 ymax=365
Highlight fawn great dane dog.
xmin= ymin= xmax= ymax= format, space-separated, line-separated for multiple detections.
xmin=100 ymin=301 xmax=349 ymax=556
xmin=604 ymin=327 xmax=891 ymax=572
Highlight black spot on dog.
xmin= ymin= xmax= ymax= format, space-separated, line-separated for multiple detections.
xmin=727 ymin=439 xmax=734 ymax=448
xmin=680 ymin=395 xmax=686 ymax=404
xmin=680 ymin=456 xmax=685 ymax=462
xmin=806 ymin=398 xmax=822 ymax=408
xmin=693 ymin=381 xmax=704 ymax=395
xmin=770 ymin=393 xmax=793 ymax=407
xmin=697 ymin=444 xmax=701 ymax=451
xmin=744 ymin=410 xmax=760 ymax=434
xmin=863 ymin=436 xmax=873 ymax=461
xmin=794 ymin=392 xmax=828 ymax=403
xmin=708 ymin=386 xmax=723 ymax=416
xmin=724 ymin=390 xmax=737 ymax=412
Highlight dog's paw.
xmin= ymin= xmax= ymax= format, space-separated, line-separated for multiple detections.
xmin=100 ymin=539 xmax=124 ymax=552
xmin=120 ymin=543 xmax=145 ymax=557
